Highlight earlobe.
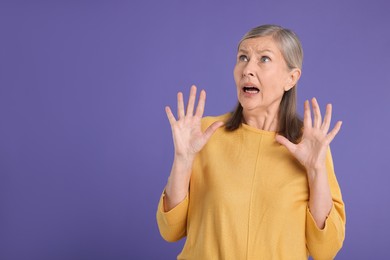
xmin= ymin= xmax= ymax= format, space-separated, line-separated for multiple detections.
xmin=284 ymin=68 xmax=301 ymax=91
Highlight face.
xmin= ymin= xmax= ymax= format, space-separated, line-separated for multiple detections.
xmin=233 ymin=36 xmax=300 ymax=114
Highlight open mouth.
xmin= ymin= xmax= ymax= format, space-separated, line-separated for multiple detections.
xmin=243 ymin=86 xmax=260 ymax=94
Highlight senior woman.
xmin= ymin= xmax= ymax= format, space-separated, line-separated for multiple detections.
xmin=157 ymin=24 xmax=345 ymax=259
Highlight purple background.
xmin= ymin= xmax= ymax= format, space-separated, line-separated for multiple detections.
xmin=1 ymin=0 xmax=389 ymax=259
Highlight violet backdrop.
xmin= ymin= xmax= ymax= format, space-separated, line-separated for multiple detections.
xmin=1 ymin=0 xmax=389 ymax=259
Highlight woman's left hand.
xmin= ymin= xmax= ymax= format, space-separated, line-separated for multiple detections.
xmin=275 ymin=98 xmax=342 ymax=172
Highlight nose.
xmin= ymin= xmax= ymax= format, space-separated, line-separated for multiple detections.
xmin=242 ymin=61 xmax=255 ymax=77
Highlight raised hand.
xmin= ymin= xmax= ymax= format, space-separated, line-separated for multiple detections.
xmin=275 ymin=98 xmax=342 ymax=172
xmin=165 ymin=85 xmax=224 ymax=160
xmin=163 ymin=85 xmax=223 ymax=211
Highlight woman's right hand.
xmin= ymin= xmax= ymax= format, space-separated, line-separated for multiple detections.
xmin=163 ymin=85 xmax=223 ymax=211
xmin=165 ymin=85 xmax=224 ymax=161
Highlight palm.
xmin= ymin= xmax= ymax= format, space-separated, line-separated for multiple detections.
xmin=166 ymin=85 xmax=223 ymax=159
xmin=170 ymin=115 xmax=205 ymax=156
xmin=276 ymin=98 xmax=342 ymax=170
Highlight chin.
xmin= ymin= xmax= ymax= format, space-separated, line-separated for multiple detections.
xmin=241 ymin=104 xmax=260 ymax=113
xmin=239 ymin=99 xmax=261 ymax=110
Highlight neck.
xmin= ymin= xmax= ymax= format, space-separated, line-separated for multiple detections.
xmin=242 ymin=106 xmax=279 ymax=132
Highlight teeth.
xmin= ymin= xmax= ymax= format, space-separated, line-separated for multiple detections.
xmin=243 ymin=86 xmax=259 ymax=93
xmin=246 ymin=90 xmax=258 ymax=93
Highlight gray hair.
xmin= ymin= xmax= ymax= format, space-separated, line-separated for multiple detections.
xmin=239 ymin=24 xmax=303 ymax=71
xmin=226 ymin=24 xmax=304 ymax=143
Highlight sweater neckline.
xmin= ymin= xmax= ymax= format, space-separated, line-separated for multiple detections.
xmin=241 ymin=123 xmax=277 ymax=136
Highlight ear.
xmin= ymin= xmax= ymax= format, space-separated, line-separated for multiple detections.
xmin=284 ymin=68 xmax=301 ymax=91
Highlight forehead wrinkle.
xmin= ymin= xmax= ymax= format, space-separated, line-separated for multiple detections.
xmin=239 ymin=37 xmax=281 ymax=55
xmin=237 ymin=48 xmax=248 ymax=54
xmin=257 ymin=49 xmax=274 ymax=55
xmin=238 ymin=47 xmax=274 ymax=54
xmin=239 ymin=44 xmax=277 ymax=56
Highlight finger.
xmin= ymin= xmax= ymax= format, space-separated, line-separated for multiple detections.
xmin=195 ymin=89 xmax=206 ymax=118
xmin=321 ymin=103 xmax=332 ymax=133
xmin=312 ymin=97 xmax=322 ymax=128
xmin=303 ymin=100 xmax=312 ymax=129
xmin=326 ymin=121 xmax=342 ymax=144
xmin=165 ymin=106 xmax=176 ymax=125
xmin=177 ymin=92 xmax=185 ymax=119
xmin=275 ymin=134 xmax=296 ymax=154
xmin=202 ymin=121 xmax=224 ymax=142
xmin=186 ymin=85 xmax=197 ymax=116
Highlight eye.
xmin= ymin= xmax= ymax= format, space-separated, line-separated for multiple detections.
xmin=238 ymin=55 xmax=248 ymax=62
xmin=260 ymin=56 xmax=271 ymax=63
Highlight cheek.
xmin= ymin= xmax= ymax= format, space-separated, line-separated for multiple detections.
xmin=262 ymin=78 xmax=286 ymax=98
xmin=267 ymin=71 xmax=288 ymax=90
xmin=233 ymin=65 xmax=241 ymax=84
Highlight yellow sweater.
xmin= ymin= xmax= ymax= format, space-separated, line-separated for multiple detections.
xmin=157 ymin=114 xmax=345 ymax=260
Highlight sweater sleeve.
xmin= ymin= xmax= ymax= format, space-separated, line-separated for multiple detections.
xmin=156 ymin=191 xmax=189 ymax=242
xmin=156 ymin=116 xmax=217 ymax=242
xmin=306 ymin=148 xmax=346 ymax=260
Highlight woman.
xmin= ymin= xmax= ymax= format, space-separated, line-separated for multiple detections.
xmin=157 ymin=24 xmax=345 ymax=259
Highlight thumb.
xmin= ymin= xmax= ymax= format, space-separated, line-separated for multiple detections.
xmin=203 ymin=121 xmax=224 ymax=142
xmin=275 ymin=134 xmax=296 ymax=153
